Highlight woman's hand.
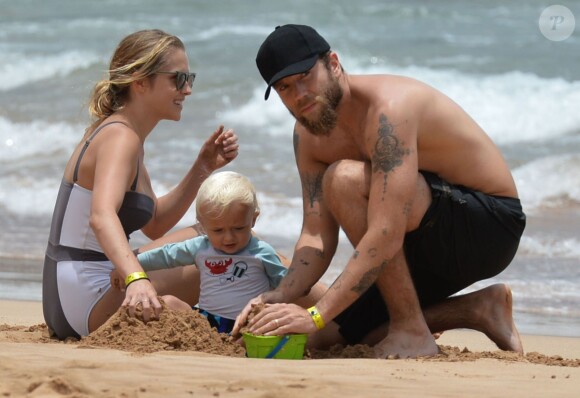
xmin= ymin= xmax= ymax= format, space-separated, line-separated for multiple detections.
xmin=121 ymin=279 xmax=163 ymax=322
xmin=197 ymin=125 xmax=239 ymax=173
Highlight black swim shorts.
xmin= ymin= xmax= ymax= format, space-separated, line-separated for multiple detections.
xmin=333 ymin=171 xmax=526 ymax=344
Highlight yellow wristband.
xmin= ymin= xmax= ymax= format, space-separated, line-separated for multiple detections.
xmin=307 ymin=306 xmax=326 ymax=330
xmin=125 ymin=271 xmax=149 ymax=287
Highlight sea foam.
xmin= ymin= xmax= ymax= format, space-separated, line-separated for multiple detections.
xmin=220 ymin=61 xmax=580 ymax=146
xmin=0 ymin=50 xmax=100 ymax=91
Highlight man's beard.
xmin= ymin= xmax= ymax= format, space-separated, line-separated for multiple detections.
xmin=292 ymin=75 xmax=343 ymax=136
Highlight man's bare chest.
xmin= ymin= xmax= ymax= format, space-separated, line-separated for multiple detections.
xmin=310 ymin=134 xmax=369 ymax=165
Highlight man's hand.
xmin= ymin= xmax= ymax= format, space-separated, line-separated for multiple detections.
xmin=244 ymin=303 xmax=318 ymax=336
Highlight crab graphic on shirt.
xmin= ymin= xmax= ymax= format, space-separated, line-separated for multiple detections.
xmin=204 ymin=257 xmax=248 ymax=284
xmin=204 ymin=257 xmax=233 ymax=275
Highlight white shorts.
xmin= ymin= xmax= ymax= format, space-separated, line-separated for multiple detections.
xmin=56 ymin=260 xmax=114 ymax=336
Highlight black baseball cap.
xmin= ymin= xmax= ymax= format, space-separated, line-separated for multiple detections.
xmin=256 ymin=24 xmax=330 ymax=100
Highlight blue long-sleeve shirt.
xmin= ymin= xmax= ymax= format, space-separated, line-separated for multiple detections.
xmin=137 ymin=235 xmax=287 ymax=319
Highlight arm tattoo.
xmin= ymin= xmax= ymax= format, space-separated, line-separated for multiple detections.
xmin=331 ymin=269 xmax=356 ymax=291
xmin=351 ymin=260 xmax=388 ymax=295
xmin=302 ymin=172 xmax=324 ymax=208
xmin=297 ymin=248 xmax=324 ymax=265
xmin=295 ymin=129 xmax=325 ymax=209
xmin=371 ymin=114 xmax=410 ymax=197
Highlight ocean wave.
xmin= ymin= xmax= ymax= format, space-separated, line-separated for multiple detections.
xmin=253 ymin=194 xmax=303 ymax=238
xmin=220 ymin=64 xmax=580 ymax=147
xmin=461 ymin=279 xmax=580 ymax=317
xmin=217 ymin=86 xmax=293 ymax=136
xmin=514 ymin=153 xmax=580 ymax=212
xmin=193 ymin=25 xmax=273 ymax=42
xmin=518 ymin=235 xmax=580 ymax=260
xmin=0 ymin=50 xmax=100 ymax=91
xmin=355 ymin=64 xmax=580 ymax=145
xmin=0 ymin=175 xmax=60 ymax=217
xmin=0 ymin=117 xmax=81 ymax=161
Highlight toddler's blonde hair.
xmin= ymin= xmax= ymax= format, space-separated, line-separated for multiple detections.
xmin=196 ymin=171 xmax=259 ymax=219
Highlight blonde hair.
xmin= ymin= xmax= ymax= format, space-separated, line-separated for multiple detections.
xmin=196 ymin=171 xmax=259 ymax=219
xmin=88 ymin=29 xmax=185 ymax=123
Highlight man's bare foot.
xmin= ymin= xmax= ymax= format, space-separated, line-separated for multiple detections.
xmin=422 ymin=283 xmax=523 ymax=354
xmin=373 ymin=328 xmax=439 ymax=359
xmin=478 ymin=284 xmax=523 ymax=354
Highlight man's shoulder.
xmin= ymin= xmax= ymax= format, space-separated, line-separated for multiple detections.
xmin=357 ymin=75 xmax=434 ymax=123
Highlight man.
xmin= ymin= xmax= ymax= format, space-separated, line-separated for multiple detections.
xmin=232 ymin=24 xmax=526 ymax=358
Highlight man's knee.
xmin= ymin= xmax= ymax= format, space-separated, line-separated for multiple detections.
xmin=405 ymin=172 xmax=432 ymax=232
xmin=323 ymin=160 xmax=369 ymax=199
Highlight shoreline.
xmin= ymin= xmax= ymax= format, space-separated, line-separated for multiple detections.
xmin=1 ymin=299 xmax=579 ymax=397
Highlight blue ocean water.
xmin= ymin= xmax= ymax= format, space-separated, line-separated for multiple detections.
xmin=0 ymin=0 xmax=579 ymax=337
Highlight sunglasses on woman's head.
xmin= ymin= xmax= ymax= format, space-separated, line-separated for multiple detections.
xmin=156 ymin=71 xmax=196 ymax=91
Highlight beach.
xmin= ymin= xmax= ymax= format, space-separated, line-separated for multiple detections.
xmin=1 ymin=2 xmax=579 ymax=396
xmin=1 ymin=1 xmax=580 ymax=336
xmin=1 ymin=299 xmax=579 ymax=398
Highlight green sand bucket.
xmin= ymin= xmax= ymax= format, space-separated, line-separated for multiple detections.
xmin=243 ymin=333 xmax=307 ymax=359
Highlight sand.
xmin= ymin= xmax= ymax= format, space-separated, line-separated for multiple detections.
xmin=1 ymin=299 xmax=579 ymax=397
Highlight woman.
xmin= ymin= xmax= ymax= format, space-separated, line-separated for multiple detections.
xmin=42 ymin=29 xmax=239 ymax=340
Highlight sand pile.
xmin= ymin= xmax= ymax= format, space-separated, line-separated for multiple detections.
xmin=80 ymin=302 xmax=245 ymax=357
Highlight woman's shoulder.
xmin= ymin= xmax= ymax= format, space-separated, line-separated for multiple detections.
xmin=90 ymin=120 xmax=142 ymax=156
